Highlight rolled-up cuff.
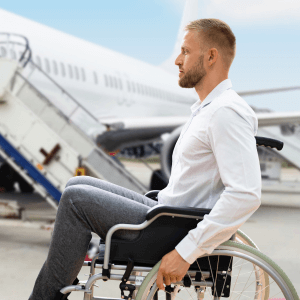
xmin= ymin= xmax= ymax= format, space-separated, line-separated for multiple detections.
xmin=175 ymin=235 xmax=206 ymax=264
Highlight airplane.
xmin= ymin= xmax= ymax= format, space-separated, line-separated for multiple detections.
xmin=0 ymin=0 xmax=299 ymax=192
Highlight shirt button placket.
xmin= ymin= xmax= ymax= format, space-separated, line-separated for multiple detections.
xmin=179 ymin=106 xmax=202 ymax=145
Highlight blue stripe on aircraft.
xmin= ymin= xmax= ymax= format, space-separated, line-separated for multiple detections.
xmin=0 ymin=133 xmax=62 ymax=202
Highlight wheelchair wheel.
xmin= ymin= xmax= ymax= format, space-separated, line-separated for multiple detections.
xmin=236 ymin=229 xmax=259 ymax=249
xmin=136 ymin=240 xmax=299 ymax=300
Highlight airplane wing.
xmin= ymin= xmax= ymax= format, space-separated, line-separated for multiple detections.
xmin=97 ymin=116 xmax=188 ymax=152
xmin=96 ymin=86 xmax=300 ymax=152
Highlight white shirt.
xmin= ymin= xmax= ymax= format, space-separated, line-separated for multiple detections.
xmin=157 ymin=78 xmax=261 ymax=264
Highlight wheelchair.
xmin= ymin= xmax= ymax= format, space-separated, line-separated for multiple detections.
xmin=56 ymin=137 xmax=299 ymax=300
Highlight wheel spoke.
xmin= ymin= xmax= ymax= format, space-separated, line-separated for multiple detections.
xmin=139 ymin=244 xmax=297 ymax=300
xmin=196 ymin=259 xmax=213 ymax=300
xmin=220 ymin=256 xmax=233 ymax=298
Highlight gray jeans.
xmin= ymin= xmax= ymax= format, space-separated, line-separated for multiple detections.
xmin=28 ymin=176 xmax=157 ymax=300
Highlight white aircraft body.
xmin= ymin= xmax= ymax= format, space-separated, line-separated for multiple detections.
xmin=0 ymin=0 xmax=299 ymax=189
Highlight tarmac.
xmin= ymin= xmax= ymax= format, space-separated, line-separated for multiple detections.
xmin=0 ymin=161 xmax=300 ymax=299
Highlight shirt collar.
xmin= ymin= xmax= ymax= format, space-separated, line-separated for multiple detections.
xmin=190 ymin=78 xmax=232 ymax=114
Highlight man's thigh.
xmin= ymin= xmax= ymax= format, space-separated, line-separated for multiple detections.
xmin=62 ymin=184 xmax=155 ymax=240
xmin=65 ymin=176 xmax=157 ymax=207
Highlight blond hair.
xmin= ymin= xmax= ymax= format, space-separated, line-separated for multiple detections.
xmin=185 ymin=18 xmax=236 ymax=70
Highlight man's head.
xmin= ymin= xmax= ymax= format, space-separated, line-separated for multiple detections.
xmin=175 ymin=18 xmax=236 ymax=89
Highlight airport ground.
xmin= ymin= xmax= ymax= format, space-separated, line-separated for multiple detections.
xmin=0 ymin=159 xmax=300 ymax=299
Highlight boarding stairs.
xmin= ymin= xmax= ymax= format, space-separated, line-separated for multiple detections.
xmin=0 ymin=33 xmax=148 ymax=210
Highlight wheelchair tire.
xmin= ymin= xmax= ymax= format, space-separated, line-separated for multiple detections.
xmin=236 ymin=229 xmax=259 ymax=250
xmin=136 ymin=240 xmax=299 ymax=300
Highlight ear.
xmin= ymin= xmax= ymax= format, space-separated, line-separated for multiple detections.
xmin=208 ymin=48 xmax=218 ymax=66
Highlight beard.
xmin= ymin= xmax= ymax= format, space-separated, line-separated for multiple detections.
xmin=178 ymin=54 xmax=206 ymax=88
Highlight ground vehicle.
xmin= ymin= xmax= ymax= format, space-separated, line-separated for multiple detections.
xmin=55 ymin=138 xmax=298 ymax=300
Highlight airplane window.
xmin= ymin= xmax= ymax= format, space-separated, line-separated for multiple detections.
xmin=74 ymin=66 xmax=79 ymax=80
xmin=109 ymin=76 xmax=113 ymax=87
xmin=93 ymin=72 xmax=98 ymax=85
xmin=44 ymin=58 xmax=51 ymax=73
xmin=10 ymin=49 xmax=16 ymax=59
xmin=113 ymin=77 xmax=118 ymax=89
xmin=68 ymin=64 xmax=73 ymax=79
xmin=118 ymin=78 xmax=122 ymax=90
xmin=104 ymin=74 xmax=108 ymax=86
xmin=0 ymin=47 xmax=7 ymax=57
xmin=151 ymin=87 xmax=154 ymax=97
xmin=140 ymin=84 xmax=144 ymax=95
xmin=126 ymin=80 xmax=131 ymax=92
xmin=136 ymin=83 xmax=140 ymax=94
xmin=131 ymin=82 xmax=136 ymax=93
xmin=53 ymin=61 xmax=58 ymax=75
xmin=81 ymin=68 xmax=86 ymax=82
xmin=36 ymin=56 xmax=42 ymax=68
xmin=60 ymin=62 xmax=66 ymax=77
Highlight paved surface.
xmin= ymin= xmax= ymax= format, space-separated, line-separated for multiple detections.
xmin=0 ymin=162 xmax=300 ymax=299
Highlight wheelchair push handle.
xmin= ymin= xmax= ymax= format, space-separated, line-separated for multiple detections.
xmin=255 ymin=136 xmax=283 ymax=151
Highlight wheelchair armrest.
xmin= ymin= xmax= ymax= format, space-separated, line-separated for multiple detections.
xmin=144 ymin=190 xmax=160 ymax=201
xmin=146 ymin=205 xmax=211 ymax=221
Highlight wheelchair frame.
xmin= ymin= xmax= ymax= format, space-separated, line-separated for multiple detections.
xmin=56 ymin=136 xmax=299 ymax=300
xmin=57 ymin=205 xmax=298 ymax=300
xmin=60 ymin=209 xmax=299 ymax=300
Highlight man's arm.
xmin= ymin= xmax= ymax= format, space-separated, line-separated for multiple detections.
xmin=175 ymin=105 xmax=261 ymax=264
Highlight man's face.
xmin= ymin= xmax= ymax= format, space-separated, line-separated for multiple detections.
xmin=175 ymin=30 xmax=207 ymax=88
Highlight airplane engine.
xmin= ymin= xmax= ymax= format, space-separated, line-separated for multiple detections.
xmin=280 ymin=124 xmax=296 ymax=136
xmin=149 ymin=125 xmax=184 ymax=190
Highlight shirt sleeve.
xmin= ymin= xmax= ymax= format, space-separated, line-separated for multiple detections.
xmin=175 ymin=106 xmax=262 ymax=264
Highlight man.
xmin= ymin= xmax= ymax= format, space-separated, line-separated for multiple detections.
xmin=155 ymin=18 xmax=261 ymax=290
xmin=29 ymin=18 xmax=261 ymax=299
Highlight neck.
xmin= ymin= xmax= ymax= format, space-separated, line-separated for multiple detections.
xmin=195 ymin=72 xmax=228 ymax=102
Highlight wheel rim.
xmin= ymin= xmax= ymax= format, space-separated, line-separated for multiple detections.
xmin=137 ymin=243 xmax=297 ymax=300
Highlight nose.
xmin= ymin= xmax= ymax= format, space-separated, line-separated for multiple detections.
xmin=175 ymin=53 xmax=182 ymax=67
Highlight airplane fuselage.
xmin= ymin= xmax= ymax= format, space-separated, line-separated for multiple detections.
xmin=0 ymin=8 xmax=197 ymax=122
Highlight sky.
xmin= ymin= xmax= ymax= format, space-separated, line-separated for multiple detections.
xmin=1 ymin=0 xmax=299 ymax=112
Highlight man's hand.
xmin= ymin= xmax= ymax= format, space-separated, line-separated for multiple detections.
xmin=156 ymin=249 xmax=191 ymax=290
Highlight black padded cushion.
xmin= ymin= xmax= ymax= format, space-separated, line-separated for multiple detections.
xmin=146 ymin=205 xmax=211 ymax=220
xmin=109 ymin=207 xmax=215 ymax=268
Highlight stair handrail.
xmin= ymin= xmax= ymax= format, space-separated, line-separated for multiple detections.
xmin=0 ymin=32 xmax=31 ymax=67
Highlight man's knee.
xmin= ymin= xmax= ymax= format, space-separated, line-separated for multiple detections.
xmin=61 ymin=184 xmax=95 ymax=209
xmin=65 ymin=176 xmax=89 ymax=188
